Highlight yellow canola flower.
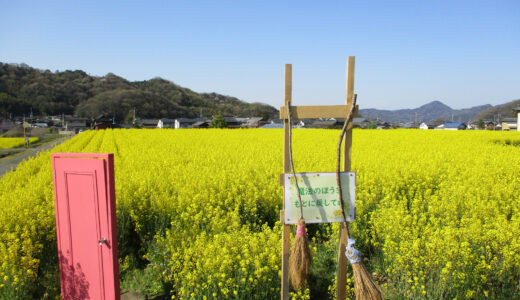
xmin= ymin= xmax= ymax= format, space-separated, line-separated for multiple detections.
xmin=0 ymin=129 xmax=520 ymax=299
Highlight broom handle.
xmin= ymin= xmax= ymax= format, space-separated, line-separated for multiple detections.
xmin=336 ymin=94 xmax=357 ymax=235
xmin=287 ymin=104 xmax=304 ymax=219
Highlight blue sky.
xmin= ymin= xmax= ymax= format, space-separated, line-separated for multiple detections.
xmin=1 ymin=0 xmax=518 ymax=110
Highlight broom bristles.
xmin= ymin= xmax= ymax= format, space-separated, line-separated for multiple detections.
xmin=346 ymin=238 xmax=383 ymax=300
xmin=289 ymin=218 xmax=311 ymax=290
xmin=352 ymin=262 xmax=383 ymax=300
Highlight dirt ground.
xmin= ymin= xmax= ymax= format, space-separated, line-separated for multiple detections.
xmin=0 ymin=136 xmax=69 ymax=178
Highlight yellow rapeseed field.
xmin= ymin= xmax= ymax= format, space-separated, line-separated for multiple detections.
xmin=0 ymin=137 xmax=39 ymax=149
xmin=0 ymin=129 xmax=519 ymax=299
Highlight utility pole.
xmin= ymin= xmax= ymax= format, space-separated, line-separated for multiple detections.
xmin=23 ymin=115 xmax=28 ymax=147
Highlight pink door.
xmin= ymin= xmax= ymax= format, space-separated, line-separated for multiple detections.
xmin=52 ymin=153 xmax=120 ymax=300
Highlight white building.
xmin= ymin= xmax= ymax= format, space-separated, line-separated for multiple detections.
xmin=419 ymin=122 xmax=433 ymax=130
xmin=158 ymin=118 xmax=175 ymax=128
xmin=514 ymin=107 xmax=520 ymax=132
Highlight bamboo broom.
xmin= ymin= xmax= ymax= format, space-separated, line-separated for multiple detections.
xmin=336 ymin=95 xmax=383 ymax=300
xmin=287 ymin=104 xmax=311 ymax=291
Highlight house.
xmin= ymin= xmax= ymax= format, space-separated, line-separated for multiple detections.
xmin=514 ymin=107 xmax=520 ymax=132
xmin=262 ymin=120 xmax=283 ymax=129
xmin=291 ymin=119 xmax=313 ymax=128
xmin=311 ymin=118 xmax=345 ymax=129
xmin=376 ymin=122 xmax=392 ymax=130
xmin=65 ymin=117 xmax=89 ymax=133
xmin=419 ymin=122 xmax=434 ymax=130
xmin=192 ymin=120 xmax=211 ymax=128
xmin=174 ymin=118 xmax=203 ymax=129
xmin=93 ymin=115 xmax=113 ymax=130
xmin=32 ymin=122 xmax=49 ymax=128
xmin=141 ymin=119 xmax=160 ymax=129
xmin=311 ymin=119 xmax=335 ymax=128
xmin=243 ymin=117 xmax=266 ymax=128
xmin=235 ymin=117 xmax=250 ymax=126
xmin=485 ymin=121 xmax=497 ymax=130
xmin=261 ymin=123 xmax=284 ymax=129
xmin=435 ymin=122 xmax=466 ymax=130
xmin=466 ymin=121 xmax=479 ymax=130
xmin=353 ymin=118 xmax=370 ymax=128
xmin=49 ymin=115 xmax=69 ymax=127
xmin=223 ymin=117 xmax=243 ymax=129
xmin=400 ymin=122 xmax=417 ymax=129
xmin=158 ymin=118 xmax=175 ymax=128
xmin=501 ymin=118 xmax=517 ymax=131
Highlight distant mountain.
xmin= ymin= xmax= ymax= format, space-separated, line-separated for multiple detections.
xmin=472 ymin=99 xmax=520 ymax=121
xmin=0 ymin=62 xmax=278 ymax=122
xmin=359 ymin=101 xmax=492 ymax=123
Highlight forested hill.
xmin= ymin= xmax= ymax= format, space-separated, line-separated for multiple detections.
xmin=472 ymin=99 xmax=520 ymax=120
xmin=359 ymin=100 xmax=492 ymax=123
xmin=0 ymin=62 xmax=278 ymax=122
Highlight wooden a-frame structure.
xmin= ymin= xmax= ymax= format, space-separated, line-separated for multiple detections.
xmin=280 ymin=56 xmax=356 ymax=300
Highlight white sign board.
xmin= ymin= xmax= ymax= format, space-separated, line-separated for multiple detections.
xmin=284 ymin=172 xmax=355 ymax=224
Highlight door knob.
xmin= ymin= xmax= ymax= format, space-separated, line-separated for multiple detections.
xmin=98 ymin=238 xmax=107 ymax=246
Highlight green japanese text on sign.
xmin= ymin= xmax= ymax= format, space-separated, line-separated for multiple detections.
xmin=284 ymin=172 xmax=355 ymax=224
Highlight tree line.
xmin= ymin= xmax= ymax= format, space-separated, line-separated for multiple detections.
xmin=0 ymin=63 xmax=278 ymax=122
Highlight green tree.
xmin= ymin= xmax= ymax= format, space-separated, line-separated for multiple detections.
xmin=367 ymin=123 xmax=377 ymax=129
xmin=477 ymin=119 xmax=485 ymax=129
xmin=210 ymin=115 xmax=227 ymax=128
xmin=0 ymin=92 xmax=18 ymax=116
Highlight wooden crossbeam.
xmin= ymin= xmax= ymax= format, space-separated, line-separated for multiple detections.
xmin=279 ymin=104 xmax=354 ymax=120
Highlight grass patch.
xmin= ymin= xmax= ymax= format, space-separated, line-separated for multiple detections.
xmin=120 ymin=265 xmax=167 ymax=299
xmin=493 ymin=139 xmax=520 ymax=147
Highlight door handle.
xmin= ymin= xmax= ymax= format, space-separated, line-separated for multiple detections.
xmin=98 ymin=238 xmax=107 ymax=246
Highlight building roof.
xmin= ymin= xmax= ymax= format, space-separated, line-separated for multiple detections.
xmin=262 ymin=123 xmax=284 ymax=129
xmin=444 ymin=122 xmax=465 ymax=128
xmin=235 ymin=117 xmax=249 ymax=123
xmin=141 ymin=119 xmax=159 ymax=125
xmin=353 ymin=117 xmax=369 ymax=123
xmin=246 ymin=117 xmax=264 ymax=124
xmin=400 ymin=122 xmax=416 ymax=129
xmin=159 ymin=118 xmax=175 ymax=124
xmin=193 ymin=121 xmax=210 ymax=127
xmin=223 ymin=117 xmax=243 ymax=123
xmin=94 ymin=114 xmax=113 ymax=122
xmin=312 ymin=120 xmax=338 ymax=127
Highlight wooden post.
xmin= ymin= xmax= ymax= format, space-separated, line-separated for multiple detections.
xmin=281 ymin=63 xmax=292 ymax=300
xmin=23 ymin=116 xmax=27 ymax=147
xmin=336 ymin=56 xmax=355 ymax=300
